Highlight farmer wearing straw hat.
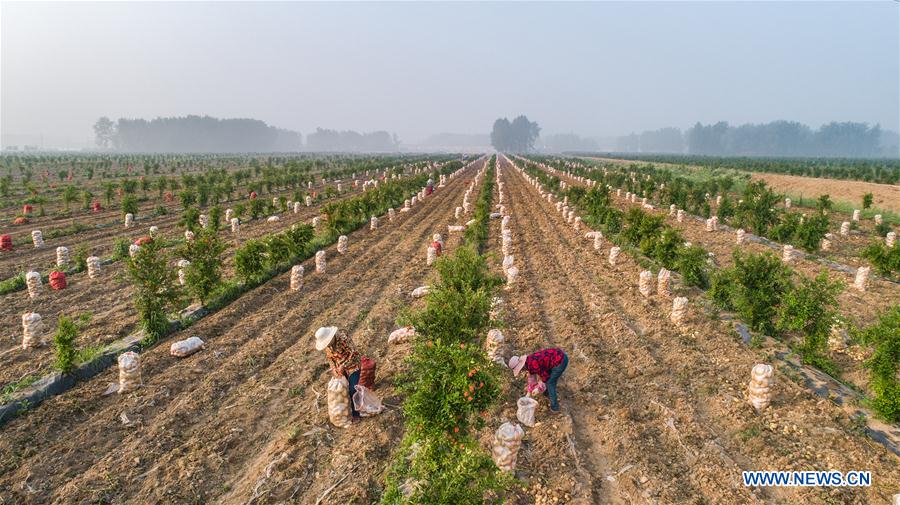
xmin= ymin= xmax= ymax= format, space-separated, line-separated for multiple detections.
xmin=316 ymin=326 xmax=362 ymax=418
xmin=508 ymin=348 xmax=568 ymax=412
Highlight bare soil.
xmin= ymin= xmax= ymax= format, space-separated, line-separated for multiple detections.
xmin=0 ymin=182 xmax=343 ymax=280
xmin=751 ymin=173 xmax=900 ymax=214
xmin=493 ymin=156 xmax=898 ymax=504
xmin=0 ymin=160 xmax=482 ymax=504
xmin=0 ymin=186 xmax=369 ymax=389
xmin=548 ymin=168 xmax=898 ymax=400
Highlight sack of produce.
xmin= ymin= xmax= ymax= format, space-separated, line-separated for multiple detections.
xmin=327 ymin=376 xmax=353 ymax=428
xmin=360 ymin=356 xmax=377 ymax=389
xmin=492 ymin=422 xmax=524 ymax=472
xmin=517 ymin=396 xmax=538 ymax=427
xmin=25 ymin=271 xmax=43 ymax=298
xmin=170 ymin=336 xmax=205 ymax=357
xmin=49 ymin=271 xmax=67 ymax=290
xmin=21 ymin=312 xmax=45 ymax=349
xmin=389 ymin=326 xmax=417 ymax=344
xmin=118 ymin=351 xmax=142 ymax=393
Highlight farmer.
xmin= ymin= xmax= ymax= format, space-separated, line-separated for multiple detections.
xmin=508 ymin=348 xmax=569 ymax=412
xmin=315 ymin=326 xmax=362 ymax=418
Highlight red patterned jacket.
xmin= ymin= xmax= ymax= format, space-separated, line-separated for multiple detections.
xmin=525 ymin=348 xmax=565 ymax=382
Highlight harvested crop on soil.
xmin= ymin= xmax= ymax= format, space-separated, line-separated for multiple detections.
xmin=117 ymin=351 xmax=141 ymax=393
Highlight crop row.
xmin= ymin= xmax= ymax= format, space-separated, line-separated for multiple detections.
xmin=510 ymin=155 xmax=898 ymax=423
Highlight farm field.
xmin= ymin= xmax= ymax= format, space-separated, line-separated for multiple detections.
xmin=589 ymin=156 xmax=900 ymax=219
xmin=492 ymin=155 xmax=898 ymax=504
xmin=578 ymin=156 xmax=899 ymax=276
xmin=0 ymin=179 xmax=385 ymax=390
xmin=750 ymin=172 xmax=900 ymax=214
xmin=0 ymin=153 xmax=896 ymax=505
xmin=0 ymin=155 xmax=484 ymax=503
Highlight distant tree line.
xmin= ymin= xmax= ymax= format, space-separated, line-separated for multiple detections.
xmin=609 ymin=121 xmax=897 ymax=158
xmin=617 ymin=127 xmax=685 ymax=153
xmin=94 ymin=115 xmax=301 ymax=152
xmin=540 ymin=133 xmax=599 ymax=152
xmin=491 ymin=115 xmax=541 ymax=152
xmin=419 ymin=133 xmax=490 ymax=148
xmin=304 ymin=128 xmax=399 ymax=152
xmin=93 ymin=116 xmax=403 ymax=153
xmin=686 ymin=121 xmax=890 ymax=157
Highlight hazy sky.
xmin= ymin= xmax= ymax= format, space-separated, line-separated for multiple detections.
xmin=2 ymin=1 xmax=898 ymax=148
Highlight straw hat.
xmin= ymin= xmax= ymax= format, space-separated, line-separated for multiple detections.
xmin=315 ymin=326 xmax=338 ymax=351
xmin=507 ymin=355 xmax=527 ymax=377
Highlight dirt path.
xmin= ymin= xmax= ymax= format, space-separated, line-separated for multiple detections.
xmin=496 ymin=156 xmax=898 ymax=504
xmin=0 ymin=160 xmax=483 ymax=504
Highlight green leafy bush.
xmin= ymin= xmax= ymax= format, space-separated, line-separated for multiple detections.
xmin=111 ymin=237 xmax=131 ymax=261
xmin=463 ymin=156 xmax=495 ymax=250
xmin=733 ymin=181 xmax=780 ymax=235
xmin=675 ymin=244 xmax=710 ymax=289
xmin=234 ymin=203 xmax=246 ymax=219
xmin=53 ymin=315 xmax=79 ymax=374
xmin=127 ymin=238 xmax=181 ymax=341
xmin=710 ymin=251 xmax=791 ymax=334
xmin=0 ymin=273 xmax=26 ymax=296
xmin=73 ymin=245 xmax=89 ymax=272
xmin=777 ymin=272 xmax=843 ymax=374
xmin=179 ymin=207 xmax=201 ymax=233
xmin=383 ymin=246 xmax=508 ymax=503
xmin=856 ymin=307 xmax=899 ymax=422
xmin=249 ymin=198 xmax=266 ymax=220
xmin=234 ymin=239 xmax=268 ymax=282
xmin=179 ymin=229 xmax=227 ymax=303
xmin=794 ymin=214 xmax=830 ymax=253
xmin=207 ymin=206 xmax=223 ymax=232
xmin=862 ymin=242 xmax=899 ymax=277
xmin=121 ymin=195 xmax=138 ymax=217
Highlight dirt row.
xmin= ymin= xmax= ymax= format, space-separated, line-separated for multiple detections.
xmin=0 ymin=181 xmax=386 ymax=390
xmin=0 ymin=159 xmax=483 ymax=504
xmin=492 ymin=155 xmax=897 ymax=504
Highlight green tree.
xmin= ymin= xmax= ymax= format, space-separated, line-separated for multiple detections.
xmin=121 ymin=195 xmax=139 ymax=217
xmin=81 ymin=190 xmax=94 ymax=210
xmin=127 ymin=238 xmax=181 ymax=340
xmin=104 ymin=182 xmax=117 ymax=206
xmin=710 ymin=251 xmax=792 ymax=334
xmin=777 ymin=272 xmax=843 ymax=373
xmin=234 ymin=239 xmax=268 ymax=282
xmin=862 ymin=192 xmax=874 ymax=209
xmin=53 ymin=315 xmax=79 ymax=373
xmin=179 ymin=229 xmax=227 ymax=303
xmin=62 ymin=186 xmax=79 ymax=211
xmin=857 ymin=307 xmax=899 ymax=422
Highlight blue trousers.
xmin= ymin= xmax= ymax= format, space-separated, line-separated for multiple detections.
xmin=546 ymin=353 xmax=568 ymax=410
xmin=346 ymin=369 xmax=361 ymax=417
